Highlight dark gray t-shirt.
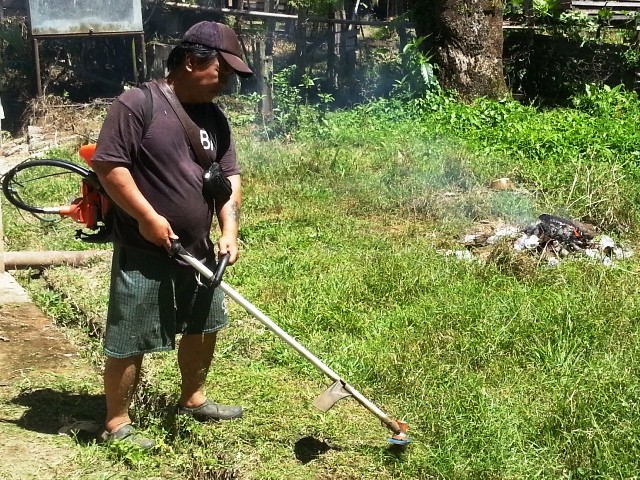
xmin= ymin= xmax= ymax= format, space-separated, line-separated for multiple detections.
xmin=92 ymin=80 xmax=240 ymax=260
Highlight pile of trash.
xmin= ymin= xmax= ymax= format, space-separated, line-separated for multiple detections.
xmin=456 ymin=214 xmax=633 ymax=266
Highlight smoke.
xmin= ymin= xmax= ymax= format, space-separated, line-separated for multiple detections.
xmin=391 ymin=139 xmax=537 ymax=226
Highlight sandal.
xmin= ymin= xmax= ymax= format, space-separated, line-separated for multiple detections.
xmin=98 ymin=424 xmax=156 ymax=450
xmin=177 ymin=399 xmax=243 ymax=421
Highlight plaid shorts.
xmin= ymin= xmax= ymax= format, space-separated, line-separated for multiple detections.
xmin=104 ymin=244 xmax=228 ymax=358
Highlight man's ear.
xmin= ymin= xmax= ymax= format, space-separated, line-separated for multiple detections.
xmin=184 ymin=54 xmax=195 ymax=72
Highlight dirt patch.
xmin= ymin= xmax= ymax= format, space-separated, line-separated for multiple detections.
xmin=0 ymin=303 xmax=84 ymax=381
xmin=0 ymin=431 xmax=78 ymax=480
xmin=0 ymin=302 xmax=103 ymax=479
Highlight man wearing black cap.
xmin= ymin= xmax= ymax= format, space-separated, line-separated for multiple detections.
xmin=91 ymin=21 xmax=253 ymax=449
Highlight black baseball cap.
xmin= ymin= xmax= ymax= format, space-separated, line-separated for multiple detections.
xmin=182 ymin=21 xmax=253 ymax=78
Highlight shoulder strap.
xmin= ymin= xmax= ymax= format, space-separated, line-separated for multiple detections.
xmin=141 ymin=84 xmax=153 ymax=139
xmin=155 ymin=79 xmax=212 ymax=170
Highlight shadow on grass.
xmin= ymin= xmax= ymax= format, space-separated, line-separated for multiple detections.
xmin=4 ymin=387 xmax=105 ymax=442
xmin=294 ymin=436 xmax=339 ymax=463
xmin=293 ymin=435 xmax=411 ymax=464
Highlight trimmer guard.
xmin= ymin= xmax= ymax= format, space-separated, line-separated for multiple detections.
xmin=313 ymin=380 xmax=352 ymax=412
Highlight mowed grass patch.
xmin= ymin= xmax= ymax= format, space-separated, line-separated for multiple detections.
xmin=221 ymin=135 xmax=640 ymax=477
xmin=4 ymin=94 xmax=640 ymax=477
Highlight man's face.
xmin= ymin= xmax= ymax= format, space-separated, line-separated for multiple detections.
xmin=185 ymin=53 xmax=235 ymax=102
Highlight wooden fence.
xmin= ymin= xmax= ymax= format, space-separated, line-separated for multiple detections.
xmin=152 ymin=1 xmax=410 ymax=121
xmin=572 ymin=0 xmax=640 ymax=18
xmin=512 ymin=0 xmax=640 ymax=26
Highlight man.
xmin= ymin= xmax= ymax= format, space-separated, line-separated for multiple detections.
xmin=91 ymin=21 xmax=253 ymax=449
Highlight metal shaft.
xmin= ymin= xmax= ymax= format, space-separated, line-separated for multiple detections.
xmin=177 ymin=253 xmax=401 ymax=434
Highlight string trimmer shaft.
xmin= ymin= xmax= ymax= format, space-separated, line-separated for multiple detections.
xmin=170 ymin=241 xmax=411 ymax=446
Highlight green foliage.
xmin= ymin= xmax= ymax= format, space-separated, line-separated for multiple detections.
xmin=391 ymin=37 xmax=439 ymax=99
xmin=0 ymin=20 xmax=25 ymax=62
xmin=571 ymin=83 xmax=640 ymax=116
xmin=0 ymin=17 xmax=33 ymax=115
xmin=289 ymin=83 xmax=640 ymax=231
xmin=284 ymin=0 xmax=334 ymax=16
xmin=104 ymin=440 xmax=148 ymax=465
xmin=533 ymin=0 xmax=565 ymax=17
xmin=265 ymin=66 xmax=333 ymax=139
xmin=621 ymin=45 xmax=640 ymax=69
xmin=505 ymin=0 xmax=639 ymax=50
xmin=218 ymin=91 xmax=262 ymax=129
xmin=556 ymin=9 xmax=599 ymax=39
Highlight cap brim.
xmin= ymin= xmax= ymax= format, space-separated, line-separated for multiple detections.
xmin=219 ymin=51 xmax=253 ymax=78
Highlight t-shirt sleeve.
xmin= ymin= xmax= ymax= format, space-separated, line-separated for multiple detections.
xmin=92 ymin=88 xmax=146 ymax=167
xmin=210 ymin=103 xmax=241 ymax=177
xmin=219 ymin=130 xmax=241 ymax=177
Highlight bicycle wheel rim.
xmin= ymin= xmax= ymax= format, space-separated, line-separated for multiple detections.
xmin=2 ymin=158 xmax=90 ymax=216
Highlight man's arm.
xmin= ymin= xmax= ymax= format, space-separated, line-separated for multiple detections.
xmin=93 ymin=161 xmax=177 ymax=250
xmin=215 ymin=174 xmax=241 ymax=264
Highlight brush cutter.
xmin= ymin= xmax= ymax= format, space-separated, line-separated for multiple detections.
xmin=169 ymin=240 xmax=411 ymax=446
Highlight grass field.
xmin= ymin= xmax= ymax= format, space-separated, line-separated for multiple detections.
xmin=3 ymin=85 xmax=640 ymax=478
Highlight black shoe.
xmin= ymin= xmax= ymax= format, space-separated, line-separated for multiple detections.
xmin=177 ymin=399 xmax=243 ymax=421
xmin=98 ymin=424 xmax=156 ymax=450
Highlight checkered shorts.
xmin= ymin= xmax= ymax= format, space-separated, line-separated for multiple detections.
xmin=103 ymin=244 xmax=228 ymax=358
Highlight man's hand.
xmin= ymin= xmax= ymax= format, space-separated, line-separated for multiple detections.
xmin=138 ymin=212 xmax=179 ymax=251
xmin=217 ymin=234 xmax=239 ymax=264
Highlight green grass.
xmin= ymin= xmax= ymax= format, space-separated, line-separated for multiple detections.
xmin=4 ymin=87 xmax=640 ymax=478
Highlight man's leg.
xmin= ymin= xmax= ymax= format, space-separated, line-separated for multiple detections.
xmin=177 ymin=332 xmax=217 ymax=408
xmin=177 ymin=332 xmax=242 ymax=420
xmin=104 ymin=354 xmax=143 ymax=432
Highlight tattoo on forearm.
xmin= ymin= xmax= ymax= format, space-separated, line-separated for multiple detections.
xmin=217 ymin=200 xmax=240 ymax=221
xmin=228 ymin=201 xmax=240 ymax=222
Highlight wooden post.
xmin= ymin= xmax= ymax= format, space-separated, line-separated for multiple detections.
xmin=338 ymin=10 xmax=356 ymax=90
xmin=131 ymin=37 xmax=139 ymax=84
xmin=351 ymin=0 xmax=361 ymax=23
xmin=34 ymin=37 xmax=43 ymax=97
xmin=139 ymin=33 xmax=148 ymax=82
xmin=523 ymin=0 xmax=534 ymax=26
xmin=0 ymin=94 xmax=5 ymax=273
xmin=396 ymin=19 xmax=407 ymax=52
xmin=265 ymin=0 xmax=275 ymax=56
xmin=328 ymin=9 xmax=338 ymax=89
xmin=0 ymin=95 xmax=4 ymax=153
xmin=336 ymin=5 xmax=346 ymax=89
xmin=293 ymin=7 xmax=308 ymax=86
xmin=253 ymin=37 xmax=273 ymax=123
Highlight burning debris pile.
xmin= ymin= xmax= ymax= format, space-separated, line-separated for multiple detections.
xmin=459 ymin=214 xmax=632 ymax=266
xmin=516 ymin=214 xmax=596 ymax=253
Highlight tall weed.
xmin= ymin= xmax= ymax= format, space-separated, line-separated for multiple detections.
xmin=288 ymin=86 xmax=640 ymax=232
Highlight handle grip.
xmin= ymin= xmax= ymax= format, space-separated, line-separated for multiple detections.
xmin=169 ymin=239 xmax=230 ymax=288
xmin=169 ymin=239 xmax=188 ymax=257
xmin=212 ymin=253 xmax=230 ymax=287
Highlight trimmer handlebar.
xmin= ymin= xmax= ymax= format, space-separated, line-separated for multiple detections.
xmin=212 ymin=253 xmax=230 ymax=286
xmin=169 ymin=239 xmax=229 ymax=288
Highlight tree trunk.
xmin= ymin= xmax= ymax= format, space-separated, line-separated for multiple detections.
xmin=413 ymin=0 xmax=508 ymax=99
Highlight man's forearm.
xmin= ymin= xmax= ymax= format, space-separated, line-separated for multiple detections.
xmin=217 ymin=175 xmax=242 ymax=237
xmin=93 ymin=161 xmax=176 ymax=248
xmin=93 ymin=162 xmax=157 ymax=223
